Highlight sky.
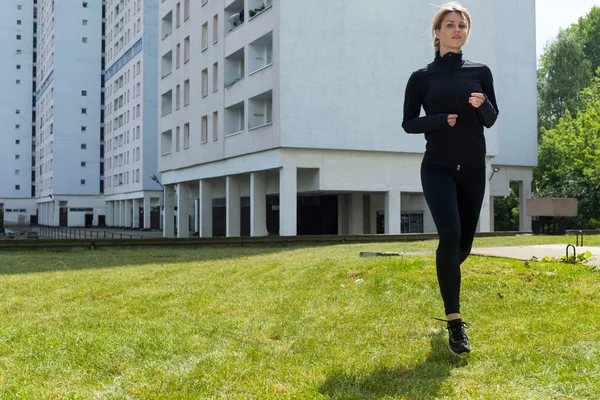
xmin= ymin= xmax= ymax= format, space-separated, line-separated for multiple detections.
xmin=536 ymin=0 xmax=599 ymax=58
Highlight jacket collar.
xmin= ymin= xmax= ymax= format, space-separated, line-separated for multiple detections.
xmin=434 ymin=51 xmax=464 ymax=68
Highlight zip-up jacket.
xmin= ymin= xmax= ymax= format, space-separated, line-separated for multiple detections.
xmin=402 ymin=51 xmax=499 ymax=169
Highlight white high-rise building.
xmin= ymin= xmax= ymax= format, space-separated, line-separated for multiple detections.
xmin=35 ymin=0 xmax=106 ymax=227
xmin=103 ymin=0 xmax=162 ymax=230
xmin=0 ymin=1 xmax=37 ymax=227
xmin=156 ymin=0 xmax=538 ymax=238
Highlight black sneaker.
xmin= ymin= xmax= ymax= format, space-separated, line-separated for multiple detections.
xmin=435 ymin=318 xmax=472 ymax=354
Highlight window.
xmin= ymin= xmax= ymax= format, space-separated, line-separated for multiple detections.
xmin=16 ymin=79 xmax=21 ymax=84
xmin=81 ymin=179 xmax=86 ymax=185
xmin=176 ymin=84 xmax=181 ymax=109
xmin=17 ymin=20 xmax=22 ymax=25
xmin=81 ymin=126 xmax=87 ymax=132
xmin=81 ymin=144 xmax=87 ymax=149
xmin=15 ymin=109 xmax=20 ymax=114
xmin=15 ymin=170 xmax=20 ymax=176
xmin=176 ymin=43 xmax=181 ymax=68
xmin=175 ymin=126 xmax=180 ymax=151
xmin=17 ymin=5 xmax=22 ymax=10
xmin=184 ymin=36 xmax=190 ymax=62
xmin=202 ymin=23 xmax=208 ymax=50
xmin=201 ymin=116 xmax=208 ymax=143
xmin=15 ymin=185 xmax=20 ymax=190
xmin=184 ymin=0 xmax=190 ymax=20
xmin=15 ymin=139 xmax=20 ymax=144
xmin=183 ymin=123 xmax=190 ymax=149
xmin=213 ymin=62 xmax=218 ymax=92
xmin=15 ymin=125 xmax=20 ymax=129
xmin=82 ymin=37 xmax=88 ymax=43
xmin=83 ymin=19 xmax=88 ymax=25
xmin=15 ymin=155 xmax=20 ymax=160
xmin=16 ymin=50 xmax=21 ymax=54
xmin=83 ymin=2 xmax=88 ymax=7
xmin=81 ymin=90 xmax=87 ymax=96
xmin=201 ymin=69 xmax=208 ymax=96
xmin=184 ymin=79 xmax=190 ymax=105
xmin=82 ymin=108 xmax=87 ymax=114
xmin=81 ymin=162 xmax=86 ymax=167
xmin=176 ymin=2 xmax=181 ymax=26
xmin=213 ymin=15 xmax=219 ymax=42
xmin=16 ymin=35 xmax=21 ymax=40
xmin=16 ymin=65 xmax=21 ymax=69
xmin=213 ymin=111 xmax=218 ymax=140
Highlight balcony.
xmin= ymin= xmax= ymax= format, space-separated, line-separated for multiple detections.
xmin=248 ymin=31 xmax=273 ymax=74
xmin=225 ymin=0 xmax=244 ymax=35
xmin=224 ymin=47 xmax=245 ymax=89
xmin=161 ymin=129 xmax=173 ymax=155
xmin=161 ymin=90 xmax=173 ymax=116
xmin=161 ymin=11 xmax=173 ymax=40
xmin=161 ymin=50 xmax=173 ymax=78
xmin=248 ymin=90 xmax=272 ymax=130
xmin=224 ymin=101 xmax=245 ymax=136
xmin=248 ymin=0 xmax=273 ymax=20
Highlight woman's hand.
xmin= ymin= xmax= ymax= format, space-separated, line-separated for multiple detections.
xmin=469 ymin=93 xmax=486 ymax=108
xmin=447 ymin=114 xmax=458 ymax=127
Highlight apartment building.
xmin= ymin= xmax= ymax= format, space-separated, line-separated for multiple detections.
xmin=103 ymin=0 xmax=162 ymax=230
xmin=35 ymin=0 xmax=106 ymax=227
xmin=0 ymin=1 xmax=38 ymax=226
xmin=158 ymin=0 xmax=537 ymax=238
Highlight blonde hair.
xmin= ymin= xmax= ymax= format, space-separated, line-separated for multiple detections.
xmin=432 ymin=2 xmax=472 ymax=54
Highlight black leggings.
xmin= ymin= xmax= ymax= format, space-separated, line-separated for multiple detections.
xmin=421 ymin=163 xmax=486 ymax=315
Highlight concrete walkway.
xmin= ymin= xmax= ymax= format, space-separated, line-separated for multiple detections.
xmin=471 ymin=244 xmax=600 ymax=266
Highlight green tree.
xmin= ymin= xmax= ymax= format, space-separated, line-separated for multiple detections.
xmin=494 ymin=181 xmax=520 ymax=231
xmin=534 ymin=75 xmax=600 ymax=228
xmin=572 ymin=6 xmax=600 ymax=75
xmin=537 ymin=29 xmax=592 ymax=131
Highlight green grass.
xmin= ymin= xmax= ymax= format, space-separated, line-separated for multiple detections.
xmin=0 ymin=236 xmax=599 ymax=399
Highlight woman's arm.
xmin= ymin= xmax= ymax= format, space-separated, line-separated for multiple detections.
xmin=402 ymin=71 xmax=451 ymax=134
xmin=475 ymin=66 xmax=499 ymax=128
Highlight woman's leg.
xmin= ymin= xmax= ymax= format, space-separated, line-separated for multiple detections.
xmin=456 ymin=167 xmax=487 ymax=265
xmin=420 ymin=164 xmax=461 ymax=316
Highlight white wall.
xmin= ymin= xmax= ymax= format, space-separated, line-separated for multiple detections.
xmin=278 ymin=0 xmax=537 ymax=168
xmin=0 ymin=1 xmax=35 ymax=199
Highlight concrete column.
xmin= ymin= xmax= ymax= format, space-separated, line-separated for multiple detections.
xmin=177 ymin=183 xmax=190 ymax=238
xmin=337 ymin=194 xmax=349 ymax=235
xmin=107 ymin=202 xmax=114 ymax=227
xmin=226 ymin=175 xmax=241 ymax=237
xmin=385 ymin=190 xmax=401 ymax=234
xmin=163 ymin=184 xmax=175 ymax=238
xmin=350 ymin=193 xmax=364 ymax=235
xmin=194 ymin=199 xmax=199 ymax=233
xmin=53 ymin=201 xmax=60 ymax=227
xmin=199 ymin=179 xmax=213 ymax=238
xmin=279 ymin=166 xmax=297 ymax=236
xmin=479 ymin=161 xmax=493 ymax=232
xmin=143 ymin=195 xmax=151 ymax=230
xmin=132 ymin=199 xmax=140 ymax=229
xmin=519 ymin=179 xmax=532 ymax=232
xmin=121 ymin=200 xmax=127 ymax=227
xmin=250 ymin=172 xmax=268 ymax=236
xmin=125 ymin=200 xmax=132 ymax=228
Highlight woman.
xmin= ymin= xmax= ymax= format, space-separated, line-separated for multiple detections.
xmin=402 ymin=2 xmax=499 ymax=355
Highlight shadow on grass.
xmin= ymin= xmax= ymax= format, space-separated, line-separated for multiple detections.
xmin=0 ymin=246 xmax=313 ymax=276
xmin=319 ymin=330 xmax=467 ymax=399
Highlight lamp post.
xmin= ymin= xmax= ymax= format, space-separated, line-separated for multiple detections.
xmin=489 ymin=167 xmax=500 ymax=182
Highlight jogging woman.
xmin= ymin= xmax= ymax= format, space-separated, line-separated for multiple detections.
xmin=402 ymin=1 xmax=499 ymax=354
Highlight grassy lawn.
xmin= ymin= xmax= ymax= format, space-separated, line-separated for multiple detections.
xmin=0 ymin=236 xmax=599 ymax=399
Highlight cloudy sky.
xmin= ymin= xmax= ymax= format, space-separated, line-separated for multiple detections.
xmin=536 ymin=0 xmax=599 ymax=58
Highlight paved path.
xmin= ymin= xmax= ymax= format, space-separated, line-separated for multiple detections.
xmin=471 ymin=244 xmax=600 ymax=266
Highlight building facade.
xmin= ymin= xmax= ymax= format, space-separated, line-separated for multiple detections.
xmin=35 ymin=0 xmax=106 ymax=227
xmin=103 ymin=0 xmax=162 ymax=230
xmin=0 ymin=0 xmax=38 ymax=226
xmin=156 ymin=0 xmax=537 ymax=238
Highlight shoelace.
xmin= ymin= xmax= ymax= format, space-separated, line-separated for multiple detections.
xmin=433 ymin=318 xmax=473 ymax=329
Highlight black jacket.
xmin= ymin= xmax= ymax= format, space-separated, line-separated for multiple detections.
xmin=402 ymin=51 xmax=499 ymax=169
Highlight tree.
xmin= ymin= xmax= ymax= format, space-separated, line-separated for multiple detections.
xmin=534 ymin=75 xmax=600 ymax=228
xmin=494 ymin=182 xmax=520 ymax=231
xmin=572 ymin=6 xmax=600 ymax=75
xmin=537 ymin=29 xmax=592 ymax=131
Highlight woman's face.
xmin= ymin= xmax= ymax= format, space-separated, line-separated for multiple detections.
xmin=436 ymin=11 xmax=468 ymax=52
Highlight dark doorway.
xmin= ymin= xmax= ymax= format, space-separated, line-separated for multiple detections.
xmin=150 ymin=207 xmax=160 ymax=229
xmin=297 ymin=195 xmax=338 ymax=235
xmin=59 ymin=208 xmax=68 ymax=227
xmin=138 ymin=207 xmax=144 ymax=229
xmin=85 ymin=214 xmax=93 ymax=228
xmin=98 ymin=215 xmax=106 ymax=227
